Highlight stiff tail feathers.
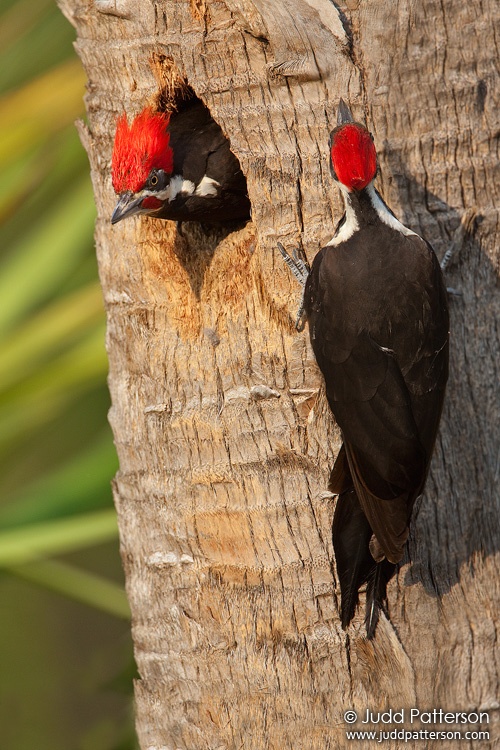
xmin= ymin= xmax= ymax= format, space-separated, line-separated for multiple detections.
xmin=332 ymin=488 xmax=375 ymax=629
xmin=333 ymin=487 xmax=396 ymax=637
xmin=364 ymin=557 xmax=395 ymax=639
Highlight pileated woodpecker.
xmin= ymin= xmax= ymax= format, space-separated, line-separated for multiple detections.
xmin=279 ymin=100 xmax=449 ymax=638
xmin=111 ymin=99 xmax=250 ymax=226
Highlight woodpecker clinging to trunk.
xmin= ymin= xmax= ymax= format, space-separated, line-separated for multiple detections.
xmin=111 ymin=99 xmax=251 ymax=226
xmin=279 ymin=100 xmax=449 ymax=638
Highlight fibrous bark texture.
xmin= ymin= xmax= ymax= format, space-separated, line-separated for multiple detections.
xmin=59 ymin=0 xmax=499 ymax=747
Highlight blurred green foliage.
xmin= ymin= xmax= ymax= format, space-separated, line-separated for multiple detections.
xmin=0 ymin=1 xmax=136 ymax=747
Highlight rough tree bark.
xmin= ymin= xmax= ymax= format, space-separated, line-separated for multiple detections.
xmin=59 ymin=0 xmax=499 ymax=747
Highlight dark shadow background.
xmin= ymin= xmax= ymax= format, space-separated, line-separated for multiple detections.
xmin=385 ymin=151 xmax=499 ymax=597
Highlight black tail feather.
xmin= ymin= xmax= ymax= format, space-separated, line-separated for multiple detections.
xmin=332 ymin=488 xmax=376 ymax=630
xmin=365 ymin=559 xmax=395 ymax=639
xmin=333 ymin=487 xmax=396 ymax=637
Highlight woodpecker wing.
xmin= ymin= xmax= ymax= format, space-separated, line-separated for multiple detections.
xmin=165 ymin=100 xmax=249 ymax=222
xmin=168 ymin=101 xmax=230 ymax=184
xmin=306 ymin=226 xmax=448 ymax=563
xmin=324 ymin=327 xmax=424 ymax=562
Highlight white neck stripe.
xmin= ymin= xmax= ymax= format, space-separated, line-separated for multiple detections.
xmin=326 ymin=182 xmax=417 ymax=246
xmin=326 ymin=183 xmax=359 ymax=246
xmin=366 ymin=184 xmax=417 ymax=237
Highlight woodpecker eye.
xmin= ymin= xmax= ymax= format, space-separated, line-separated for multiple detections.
xmin=147 ymin=170 xmax=167 ymax=191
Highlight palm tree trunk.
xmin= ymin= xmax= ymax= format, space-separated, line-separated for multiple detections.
xmin=59 ymin=0 xmax=500 ymax=746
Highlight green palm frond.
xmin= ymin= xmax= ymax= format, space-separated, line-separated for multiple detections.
xmin=0 ymin=4 xmax=136 ymax=748
xmin=0 ymin=0 xmax=121 ymax=614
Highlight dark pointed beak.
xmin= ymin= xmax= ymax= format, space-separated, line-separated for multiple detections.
xmin=111 ymin=192 xmax=144 ymax=225
xmin=337 ymin=98 xmax=354 ymax=125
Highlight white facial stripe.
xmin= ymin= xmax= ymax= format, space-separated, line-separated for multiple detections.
xmin=366 ymin=184 xmax=417 ymax=237
xmin=141 ymin=188 xmax=168 ymax=200
xmin=195 ymin=175 xmax=220 ymax=197
xmin=140 ymin=176 xmax=195 ymax=204
xmin=139 ymin=175 xmax=219 ymax=205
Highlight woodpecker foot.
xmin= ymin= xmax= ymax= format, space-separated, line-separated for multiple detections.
xmin=277 ymin=242 xmax=310 ymax=285
xmin=277 ymin=242 xmax=310 ymax=331
xmin=440 ymin=208 xmax=478 ymax=273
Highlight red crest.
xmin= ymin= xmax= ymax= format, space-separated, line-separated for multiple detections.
xmin=111 ymin=108 xmax=174 ymax=194
xmin=330 ymin=124 xmax=377 ymax=191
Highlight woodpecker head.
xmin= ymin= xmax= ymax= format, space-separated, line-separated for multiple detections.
xmin=111 ymin=108 xmax=174 ymax=224
xmin=329 ymin=100 xmax=377 ymax=192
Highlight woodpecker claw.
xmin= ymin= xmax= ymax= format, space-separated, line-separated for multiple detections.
xmin=291 ymin=248 xmax=310 ymax=279
xmin=277 ymin=242 xmax=310 ymax=286
xmin=295 ymin=306 xmax=307 ymax=332
xmin=440 ymin=208 xmax=478 ymax=272
xmin=277 ymin=242 xmax=310 ymax=331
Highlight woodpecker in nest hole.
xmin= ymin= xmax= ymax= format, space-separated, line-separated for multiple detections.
xmin=111 ymin=99 xmax=250 ymax=226
xmin=279 ymin=100 xmax=449 ymax=638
